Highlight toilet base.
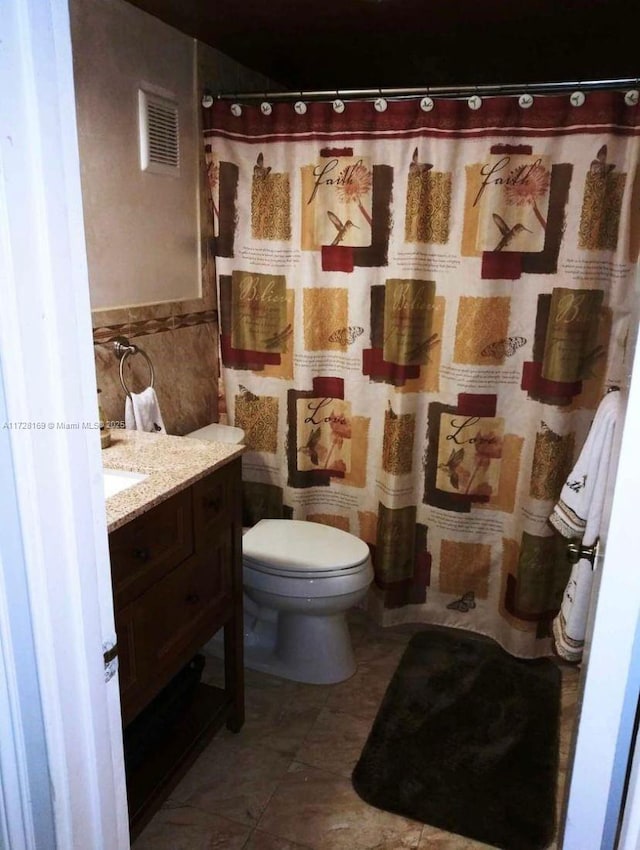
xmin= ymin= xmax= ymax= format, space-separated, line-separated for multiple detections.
xmin=204 ymin=608 xmax=357 ymax=685
xmin=274 ymin=611 xmax=356 ymax=684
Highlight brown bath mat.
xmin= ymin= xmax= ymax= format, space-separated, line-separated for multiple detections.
xmin=352 ymin=628 xmax=561 ymax=850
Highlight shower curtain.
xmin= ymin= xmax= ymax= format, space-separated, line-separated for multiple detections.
xmin=203 ymin=90 xmax=640 ymax=657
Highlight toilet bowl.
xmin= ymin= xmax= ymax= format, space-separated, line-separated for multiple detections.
xmin=185 ymin=423 xmax=373 ymax=684
xmin=242 ymin=519 xmax=373 ymax=684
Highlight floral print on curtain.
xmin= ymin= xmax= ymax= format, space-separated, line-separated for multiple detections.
xmin=203 ymin=92 xmax=640 ymax=657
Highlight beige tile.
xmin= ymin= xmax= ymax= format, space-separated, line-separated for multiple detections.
xmin=167 ymin=300 xmax=192 ymax=318
xmin=563 ymin=675 xmax=580 ymax=702
xmin=201 ymin=652 xmax=330 ymax=712
xmin=132 ymin=804 xmax=250 ymax=849
xmin=355 ymin=628 xmax=411 ymax=655
xmin=94 ymin=341 xmax=128 ymax=426
xmin=417 ymin=824 xmax=499 ymax=849
xmin=558 ymin=663 xmax=581 ymax=710
xmin=354 ymin=615 xmax=425 ymax=649
xmin=91 ymin=306 xmax=128 ymax=329
xmin=323 ymin=668 xmax=388 ymax=721
xmin=556 ymin=767 xmax=569 ymax=830
xmin=131 ymin=323 xmax=218 ymax=435
xmin=259 ymin=678 xmax=331 ymax=712
xmin=558 ymin=665 xmax=581 ymax=770
xmin=295 ymin=708 xmax=372 ymax=778
xmin=128 ymin=302 xmax=174 ymax=323
xmin=243 ymin=829 xmax=313 ymax=850
xmin=257 ymin=762 xmax=423 ymax=850
xmin=137 ymin=618 xmax=577 ymax=849
xmin=353 ymin=634 xmax=410 ymax=668
xmin=167 ymin=738 xmax=291 ymax=826
xmin=229 ymin=685 xmax=323 ymax=758
xmin=380 ymin=622 xmax=431 ymax=642
xmin=94 ymin=318 xmax=219 ymax=435
xmin=324 ymin=638 xmax=404 ymax=721
xmin=179 ymin=290 xmax=216 ymax=315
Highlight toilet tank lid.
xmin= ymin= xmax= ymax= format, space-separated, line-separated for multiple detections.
xmin=242 ymin=520 xmax=370 ymax=571
xmin=186 ymin=423 xmax=245 ymax=443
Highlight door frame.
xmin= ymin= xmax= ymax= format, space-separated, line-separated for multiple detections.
xmin=1 ymin=1 xmax=639 ymax=848
xmin=0 ymin=0 xmax=128 ymax=847
xmin=561 ymin=311 xmax=640 ymax=850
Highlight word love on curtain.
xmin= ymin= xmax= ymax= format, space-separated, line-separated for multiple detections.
xmin=203 ymin=91 xmax=640 ymax=657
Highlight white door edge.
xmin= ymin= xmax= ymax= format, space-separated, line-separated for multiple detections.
xmin=0 ymin=0 xmax=128 ymax=847
xmin=618 ymin=661 xmax=640 ymax=850
xmin=561 ymin=307 xmax=640 ymax=849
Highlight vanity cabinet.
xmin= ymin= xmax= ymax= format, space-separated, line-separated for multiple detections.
xmin=108 ymin=457 xmax=244 ymax=837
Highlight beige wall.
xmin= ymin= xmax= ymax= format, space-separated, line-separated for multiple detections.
xmin=74 ymin=0 xmax=280 ymax=434
xmin=71 ymin=0 xmax=200 ymax=310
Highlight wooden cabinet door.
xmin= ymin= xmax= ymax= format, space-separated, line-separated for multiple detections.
xmin=110 ymin=461 xmax=242 ymax=726
xmin=192 ymin=462 xmax=236 ymax=548
xmin=115 ymin=600 xmax=140 ymax=724
xmin=135 ymin=536 xmax=233 ymax=692
xmin=109 ymin=489 xmax=193 ymax=605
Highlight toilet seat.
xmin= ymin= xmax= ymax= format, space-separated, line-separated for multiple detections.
xmin=244 ymin=557 xmax=369 ymax=580
xmin=242 ymin=519 xmax=370 ymax=579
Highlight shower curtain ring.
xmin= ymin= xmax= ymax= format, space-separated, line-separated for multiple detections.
xmin=420 ymin=86 xmax=435 ymax=112
xmin=519 ymin=83 xmax=534 ymax=109
xmin=625 ymin=85 xmax=640 ymax=107
xmin=468 ymin=86 xmax=482 ymax=111
xmin=570 ymin=86 xmax=586 ymax=107
xmin=374 ymin=90 xmax=388 ymax=112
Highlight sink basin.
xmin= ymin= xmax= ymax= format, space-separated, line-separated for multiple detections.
xmin=103 ymin=468 xmax=148 ymax=499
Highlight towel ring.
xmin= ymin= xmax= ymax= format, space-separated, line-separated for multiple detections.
xmin=113 ymin=336 xmax=155 ymax=398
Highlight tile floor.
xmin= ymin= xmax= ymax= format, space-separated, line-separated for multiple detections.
xmin=133 ymin=611 xmax=580 ymax=850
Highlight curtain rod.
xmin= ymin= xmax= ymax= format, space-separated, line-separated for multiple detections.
xmin=213 ymin=78 xmax=639 ymax=103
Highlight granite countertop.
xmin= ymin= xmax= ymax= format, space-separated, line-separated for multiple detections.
xmin=103 ymin=429 xmax=244 ymax=533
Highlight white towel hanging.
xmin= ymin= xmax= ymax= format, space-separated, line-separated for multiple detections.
xmin=124 ymin=386 xmax=166 ymax=434
xmin=549 ymin=390 xmax=621 ymax=662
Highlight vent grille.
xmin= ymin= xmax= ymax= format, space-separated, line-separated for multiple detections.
xmin=138 ymin=89 xmax=180 ymax=175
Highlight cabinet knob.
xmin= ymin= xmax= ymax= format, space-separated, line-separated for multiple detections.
xmin=133 ymin=547 xmax=150 ymax=562
xmin=185 ymin=592 xmax=200 ymax=605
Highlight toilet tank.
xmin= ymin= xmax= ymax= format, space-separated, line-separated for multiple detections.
xmin=186 ymin=423 xmax=245 ymax=444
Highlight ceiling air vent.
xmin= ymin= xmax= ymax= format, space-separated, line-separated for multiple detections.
xmin=138 ymin=88 xmax=180 ymax=176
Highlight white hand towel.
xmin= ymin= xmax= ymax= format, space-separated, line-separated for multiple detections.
xmin=549 ymin=390 xmax=621 ymax=662
xmin=124 ymin=387 xmax=166 ymax=434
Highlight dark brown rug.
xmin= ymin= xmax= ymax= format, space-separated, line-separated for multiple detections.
xmin=352 ymin=628 xmax=562 ymax=850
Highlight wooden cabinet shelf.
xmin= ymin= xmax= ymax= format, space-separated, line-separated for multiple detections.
xmin=126 ymin=682 xmax=231 ymax=838
xmin=108 ymin=457 xmax=244 ymax=839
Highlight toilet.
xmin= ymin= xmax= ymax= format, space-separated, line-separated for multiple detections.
xmin=242 ymin=519 xmax=373 ymax=684
xmin=185 ymin=422 xmax=374 ymax=684
xmin=187 ymin=422 xmax=246 ymax=444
